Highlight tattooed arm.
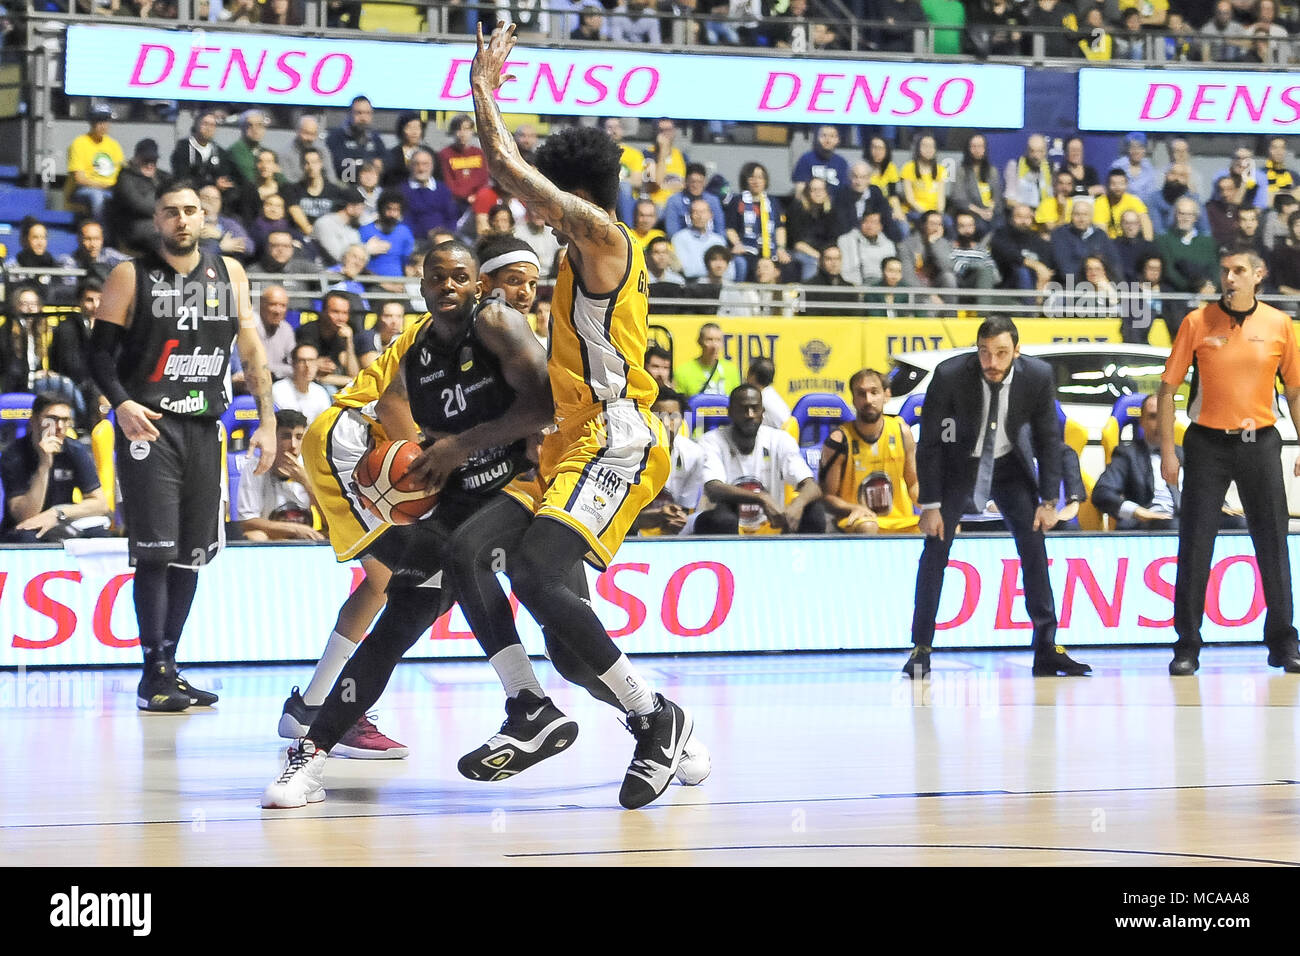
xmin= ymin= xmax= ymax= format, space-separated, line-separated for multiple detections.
xmin=228 ymin=258 xmax=278 ymax=476
xmin=470 ymin=22 xmax=629 ymax=294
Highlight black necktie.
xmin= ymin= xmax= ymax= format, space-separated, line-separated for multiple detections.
xmin=972 ymin=380 xmax=1002 ymax=511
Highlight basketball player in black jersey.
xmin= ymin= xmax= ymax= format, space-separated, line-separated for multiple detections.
xmin=91 ymin=178 xmax=278 ymax=712
xmin=263 ymin=241 xmax=558 ymax=807
xmin=265 ymin=239 xmax=709 ymax=807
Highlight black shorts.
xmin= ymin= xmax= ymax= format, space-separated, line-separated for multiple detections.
xmin=358 ymin=524 xmax=415 ymax=571
xmin=116 ymin=414 xmax=224 ymax=567
xmin=387 ymin=489 xmax=530 ymax=589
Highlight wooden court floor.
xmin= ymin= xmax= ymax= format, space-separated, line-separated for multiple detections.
xmin=3 ymin=648 xmax=1300 ymax=866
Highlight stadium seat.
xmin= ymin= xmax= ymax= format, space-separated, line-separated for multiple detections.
xmin=0 ymin=186 xmax=46 ymax=221
xmin=1075 ymin=466 xmax=1103 ymax=532
xmin=0 ymin=392 xmax=36 ymax=445
xmin=687 ymin=393 xmax=729 ymax=436
xmin=1054 ymin=401 xmax=1088 ymax=457
xmin=227 ymin=451 xmax=244 ymax=523
xmin=789 ymin=393 xmax=852 ymax=448
xmin=219 ymin=395 xmax=261 ymax=451
xmin=897 ymin=393 xmax=924 ymax=426
xmin=1101 ymin=393 xmax=1148 ymax=465
xmin=42 ymin=210 xmax=78 ymax=228
xmin=43 ymin=227 xmax=78 ymax=259
xmin=90 ymin=413 xmax=120 ymax=530
xmin=359 ymin=3 xmax=425 ymax=33
xmin=0 ymin=165 xmax=21 ymax=184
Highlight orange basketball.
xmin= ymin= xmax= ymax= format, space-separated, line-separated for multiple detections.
xmin=352 ymin=440 xmax=438 ymax=525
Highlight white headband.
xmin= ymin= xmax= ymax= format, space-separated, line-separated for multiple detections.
xmin=481 ymin=249 xmax=541 ymax=275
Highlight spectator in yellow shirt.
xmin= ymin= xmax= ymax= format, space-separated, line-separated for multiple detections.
xmin=1034 ymin=170 xmax=1077 ymax=234
xmin=1094 ymin=169 xmax=1153 ymax=240
xmin=899 ymin=134 xmax=947 ymax=223
xmin=604 ymin=117 xmax=645 ymax=225
xmin=66 ymin=106 xmax=125 ymax=220
xmin=643 ymin=117 xmax=686 ymax=210
xmin=1076 ymin=6 xmax=1114 ymax=60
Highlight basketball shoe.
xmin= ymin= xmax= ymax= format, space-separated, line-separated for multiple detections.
xmin=261 ymin=740 xmax=327 ymax=809
xmin=278 ymin=687 xmax=318 ymax=738
xmin=137 ymin=653 xmax=191 ymax=713
xmin=175 ymin=672 xmax=218 ymax=707
xmin=458 ymin=689 xmax=578 ymax=781
xmin=620 ymin=694 xmax=693 ymax=810
xmin=331 ymin=713 xmax=409 ymax=759
xmin=279 ymin=690 xmax=406 ymax=758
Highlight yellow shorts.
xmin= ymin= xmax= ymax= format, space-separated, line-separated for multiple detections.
xmin=305 ymin=404 xmax=542 ymax=561
xmin=303 ymin=404 xmax=390 ymax=562
xmin=537 ymin=401 xmax=669 ymax=570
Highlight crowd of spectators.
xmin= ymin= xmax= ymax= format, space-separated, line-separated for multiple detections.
xmin=6 ymin=82 xmax=1300 ymax=533
xmin=15 ymin=0 xmax=1300 ymax=63
xmin=7 ymin=95 xmax=1300 ymax=435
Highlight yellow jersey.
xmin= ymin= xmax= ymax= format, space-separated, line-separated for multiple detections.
xmin=1093 ymin=192 xmax=1147 ymax=238
xmin=333 ymin=312 xmax=430 ymax=408
xmin=830 ymin=415 xmax=918 ymax=533
xmin=548 ymin=224 xmax=657 ymax=426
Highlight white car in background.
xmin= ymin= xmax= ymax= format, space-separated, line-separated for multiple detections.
xmin=883 ymin=343 xmax=1300 ymax=515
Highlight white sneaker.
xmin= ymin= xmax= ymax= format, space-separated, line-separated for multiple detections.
xmin=675 ymin=735 xmax=711 ymax=786
xmin=261 ymin=740 xmax=328 ymax=809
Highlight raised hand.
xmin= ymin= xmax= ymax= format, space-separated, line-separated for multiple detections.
xmin=471 ymin=21 xmax=518 ymax=97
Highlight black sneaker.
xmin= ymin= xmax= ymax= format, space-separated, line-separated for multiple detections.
xmin=278 ymin=686 xmax=319 ymax=739
xmin=176 ymin=672 xmax=218 ymax=707
xmin=902 ymin=646 xmax=931 ymax=679
xmin=619 ymin=694 xmax=693 ymax=810
xmin=137 ymin=662 xmax=191 ymax=712
xmin=458 ymin=689 xmax=579 ymax=781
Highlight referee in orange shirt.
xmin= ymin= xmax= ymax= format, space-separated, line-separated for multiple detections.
xmin=1158 ymin=246 xmax=1300 ymax=675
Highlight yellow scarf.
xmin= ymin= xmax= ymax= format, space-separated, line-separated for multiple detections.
xmin=1018 ymin=156 xmax=1052 ymax=204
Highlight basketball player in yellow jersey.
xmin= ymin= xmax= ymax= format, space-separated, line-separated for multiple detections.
xmin=820 ymin=369 xmax=920 ymax=534
xmin=472 ymin=22 xmax=695 ymax=810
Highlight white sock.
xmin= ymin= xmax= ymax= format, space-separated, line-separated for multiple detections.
xmin=303 ymin=631 xmax=358 ymax=706
xmin=598 ymin=654 xmax=656 ymax=715
xmin=489 ymin=645 xmax=545 ymax=699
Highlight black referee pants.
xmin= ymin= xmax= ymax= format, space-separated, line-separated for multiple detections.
xmin=1174 ymin=424 xmax=1298 ymax=654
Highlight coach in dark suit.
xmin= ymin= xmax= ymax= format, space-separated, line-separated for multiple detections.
xmin=904 ymin=316 xmax=1091 ymax=679
xmin=1092 ymin=394 xmax=1182 ymax=531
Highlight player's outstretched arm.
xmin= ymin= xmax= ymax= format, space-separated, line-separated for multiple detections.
xmin=471 ymin=22 xmax=626 ymax=289
xmin=227 ymin=258 xmax=277 ymax=475
xmin=407 ymin=303 xmax=554 ymax=492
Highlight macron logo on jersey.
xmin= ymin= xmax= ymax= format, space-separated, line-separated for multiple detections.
xmin=147 ymin=340 xmax=225 ymax=382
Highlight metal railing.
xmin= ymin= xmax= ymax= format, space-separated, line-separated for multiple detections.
xmin=7 ymin=261 xmax=1299 ymax=320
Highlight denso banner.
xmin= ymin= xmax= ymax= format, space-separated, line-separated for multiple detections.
xmin=0 ymin=534 xmax=1281 ymax=667
xmin=64 ymin=24 xmax=1025 ymax=126
xmin=1079 ymin=67 xmax=1300 ymax=133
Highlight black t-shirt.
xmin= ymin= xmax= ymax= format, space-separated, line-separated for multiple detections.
xmin=0 ymin=437 xmax=100 ymax=533
xmin=285 ymin=180 xmax=348 ymax=224
xmin=294 ymin=320 xmax=355 ymax=372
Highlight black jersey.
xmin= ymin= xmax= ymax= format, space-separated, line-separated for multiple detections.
xmin=121 ymin=251 xmax=238 ymax=419
xmin=403 ymin=302 xmax=526 ymax=496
